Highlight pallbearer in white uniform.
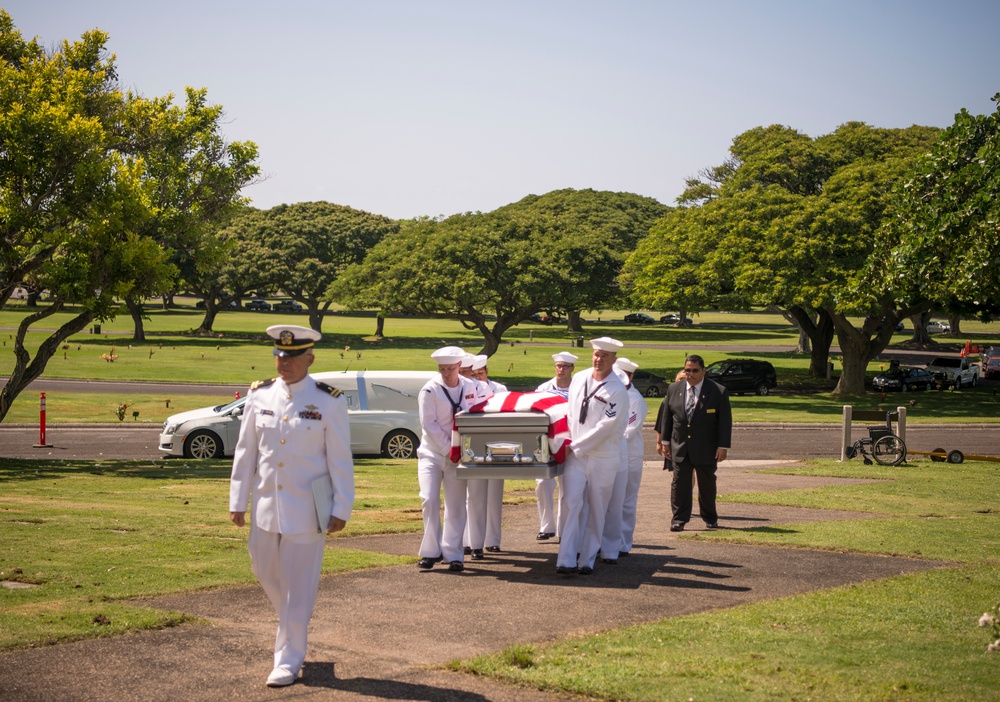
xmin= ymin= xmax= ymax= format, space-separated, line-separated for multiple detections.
xmin=617 ymin=358 xmax=648 ymax=556
xmin=467 ymin=354 xmax=507 ymax=555
xmin=416 ymin=346 xmax=479 ymax=572
xmin=534 ymin=351 xmax=577 ymax=540
xmin=556 ymin=337 xmax=629 ymax=575
xmin=229 ymin=325 xmax=354 ymax=688
xmin=600 ymin=357 xmax=647 ymax=563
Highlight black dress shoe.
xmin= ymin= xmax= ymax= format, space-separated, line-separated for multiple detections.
xmin=578 ymin=566 xmax=594 ymax=575
xmin=485 ymin=545 xmax=501 ymax=553
xmin=536 ymin=532 xmax=556 ymax=540
xmin=555 ymin=566 xmax=576 ymax=575
xmin=470 ymin=548 xmax=484 ymax=560
xmin=463 ymin=546 xmax=472 ymax=555
xmin=670 ymin=522 xmax=685 ymax=532
xmin=448 ymin=560 xmax=465 ymax=572
xmin=618 ymin=551 xmax=630 ymax=558
xmin=705 ymin=522 xmax=719 ymax=529
xmin=417 ymin=556 xmax=442 ymax=569
xmin=601 ymin=558 xmax=617 ymax=565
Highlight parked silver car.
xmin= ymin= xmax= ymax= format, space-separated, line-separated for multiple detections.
xmin=158 ymin=370 xmax=435 ymax=460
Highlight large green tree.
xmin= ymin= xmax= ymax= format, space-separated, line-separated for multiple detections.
xmin=0 ymin=13 xmax=258 ymax=420
xmin=873 ymin=94 xmax=1000 ymax=323
xmin=626 ymin=122 xmax=940 ymax=393
xmin=494 ymin=189 xmax=669 ymax=330
xmin=333 ymin=209 xmax=621 ymax=355
xmin=242 ymin=202 xmax=398 ymax=333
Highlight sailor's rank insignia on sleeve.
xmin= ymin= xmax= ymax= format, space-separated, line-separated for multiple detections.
xmin=316 ymin=381 xmax=342 ymax=397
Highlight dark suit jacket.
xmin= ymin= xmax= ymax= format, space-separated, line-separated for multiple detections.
xmin=655 ymin=378 xmax=733 ymax=466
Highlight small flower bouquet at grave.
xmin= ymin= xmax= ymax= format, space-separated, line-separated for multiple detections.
xmin=979 ymin=603 xmax=1000 ymax=653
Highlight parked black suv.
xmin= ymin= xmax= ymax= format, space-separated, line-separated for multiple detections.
xmin=704 ymin=359 xmax=777 ymax=396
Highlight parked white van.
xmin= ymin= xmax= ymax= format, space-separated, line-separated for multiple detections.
xmin=158 ymin=370 xmax=435 ymax=460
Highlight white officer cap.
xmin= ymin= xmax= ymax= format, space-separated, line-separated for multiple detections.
xmin=431 ymin=346 xmax=465 ymax=365
xmin=471 ymin=354 xmax=489 ymax=371
xmin=552 ymin=352 xmax=578 ymax=364
xmin=266 ymin=325 xmax=320 ymax=357
xmin=590 ymin=336 xmax=623 ymax=353
xmin=615 ymin=357 xmax=638 ymax=374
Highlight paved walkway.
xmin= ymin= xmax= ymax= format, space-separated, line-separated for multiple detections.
xmin=0 ymin=460 xmax=943 ymax=701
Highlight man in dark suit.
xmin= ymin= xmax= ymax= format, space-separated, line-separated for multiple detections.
xmin=655 ymin=354 xmax=732 ymax=531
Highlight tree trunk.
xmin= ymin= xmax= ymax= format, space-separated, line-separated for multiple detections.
xmin=948 ymin=313 xmax=961 ymax=336
xmin=828 ymin=308 xmax=896 ymax=395
xmin=785 ymin=306 xmax=835 ymax=377
xmin=126 ymin=297 xmax=146 ymax=342
xmin=374 ymin=314 xmax=385 ymax=338
xmin=909 ymin=312 xmax=931 ymax=344
xmin=197 ymin=305 xmax=218 ymax=333
xmin=0 ymin=303 xmax=95 ymax=423
xmin=566 ymin=310 xmax=583 ymax=333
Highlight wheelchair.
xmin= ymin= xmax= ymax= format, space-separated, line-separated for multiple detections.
xmin=845 ymin=411 xmax=907 ymax=466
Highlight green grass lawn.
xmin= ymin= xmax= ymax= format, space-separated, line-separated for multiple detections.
xmin=2 ymin=455 xmax=999 ymax=701
xmin=452 ymin=459 xmax=1000 ymax=701
xmin=3 ymin=304 xmax=1000 ymax=425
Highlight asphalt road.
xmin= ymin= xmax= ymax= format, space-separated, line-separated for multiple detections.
xmin=1 ymin=421 xmax=997 ymax=463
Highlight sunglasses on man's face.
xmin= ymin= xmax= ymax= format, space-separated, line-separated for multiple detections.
xmin=683 ymin=367 xmax=704 ymax=374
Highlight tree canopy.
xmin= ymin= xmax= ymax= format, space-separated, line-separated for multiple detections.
xmin=626 ymin=121 xmax=941 ymax=393
xmin=0 ymin=12 xmax=259 ymax=421
xmin=333 ymin=189 xmax=668 ymax=352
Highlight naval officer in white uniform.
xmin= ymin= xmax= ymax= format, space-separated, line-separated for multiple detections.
xmin=229 ymin=325 xmax=354 ymax=688
xmin=556 ymin=337 xmax=629 ymax=575
xmin=417 ymin=346 xmax=479 ymax=571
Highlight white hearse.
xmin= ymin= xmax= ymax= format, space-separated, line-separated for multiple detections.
xmin=158 ymin=370 xmax=435 ymax=460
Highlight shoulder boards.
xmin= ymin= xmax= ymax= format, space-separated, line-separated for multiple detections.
xmin=250 ymin=378 xmax=276 ymax=390
xmin=316 ymin=381 xmax=342 ymax=397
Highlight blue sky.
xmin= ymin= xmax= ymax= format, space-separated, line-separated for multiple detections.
xmin=8 ymin=1 xmax=999 ymax=219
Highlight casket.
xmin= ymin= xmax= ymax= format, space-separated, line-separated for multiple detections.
xmin=454 ymin=410 xmax=562 ymax=479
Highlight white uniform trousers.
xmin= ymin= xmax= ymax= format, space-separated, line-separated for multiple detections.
xmin=620 ymin=451 xmax=645 ymax=552
xmin=535 ymin=477 xmax=557 ymax=535
xmin=248 ymin=526 xmax=325 ymax=672
xmin=418 ymin=454 xmax=467 ymax=563
xmin=485 ymin=479 xmax=503 ymax=548
xmin=556 ymin=452 xmax=618 ymax=570
xmin=599 ymin=461 xmax=629 ymax=560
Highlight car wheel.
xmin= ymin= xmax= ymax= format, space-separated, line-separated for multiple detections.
xmin=382 ymin=429 xmax=418 ymax=459
xmin=954 ymin=377 xmax=961 ymax=390
xmin=644 ymin=386 xmax=661 ymax=398
xmin=184 ymin=429 xmax=223 ymax=459
xmin=970 ymin=375 xmax=977 ymax=387
xmin=755 ymin=383 xmax=770 ymax=396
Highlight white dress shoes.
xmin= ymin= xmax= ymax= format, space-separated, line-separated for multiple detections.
xmin=266 ymin=665 xmax=298 ymax=687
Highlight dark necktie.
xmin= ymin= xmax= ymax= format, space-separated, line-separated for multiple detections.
xmin=578 ymin=380 xmax=606 ymax=424
xmin=686 ymin=388 xmax=697 ymax=420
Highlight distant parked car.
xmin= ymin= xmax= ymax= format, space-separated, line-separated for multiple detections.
xmin=704 ymin=359 xmax=778 ymax=396
xmin=195 ymin=299 xmax=240 ymax=310
xmin=624 ymin=313 xmax=656 ymax=325
xmin=245 ymin=299 xmax=271 ymax=311
xmin=926 ymin=320 xmax=951 ymax=334
xmin=983 ymin=356 xmax=1000 ymax=379
xmin=659 ymin=313 xmax=693 ymax=327
xmin=272 ymin=300 xmax=303 ymax=312
xmin=872 ymin=366 xmax=935 ymax=392
xmin=629 ymin=369 xmax=670 ymax=398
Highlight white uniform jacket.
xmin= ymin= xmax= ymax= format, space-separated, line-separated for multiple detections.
xmin=417 ymin=375 xmax=479 ymax=460
xmin=229 ymin=375 xmax=354 ymax=534
xmin=567 ymin=369 xmax=630 ymax=458
xmin=624 ymin=385 xmax=647 ymax=456
xmin=536 ymin=378 xmax=570 ymax=399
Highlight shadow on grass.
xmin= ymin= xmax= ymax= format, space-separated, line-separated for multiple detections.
xmin=0 ymin=456 xmax=232 ymax=482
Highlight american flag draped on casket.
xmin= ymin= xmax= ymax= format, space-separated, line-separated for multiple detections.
xmin=450 ymin=392 xmax=570 ymax=477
